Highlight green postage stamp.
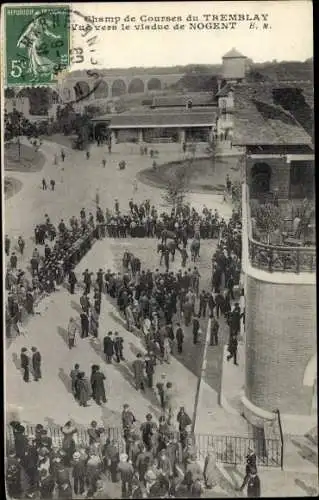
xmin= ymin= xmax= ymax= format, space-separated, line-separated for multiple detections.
xmin=4 ymin=4 xmax=71 ymax=86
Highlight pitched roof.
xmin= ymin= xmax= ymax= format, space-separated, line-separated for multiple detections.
xmin=232 ymin=86 xmax=313 ymax=146
xmin=92 ymin=109 xmax=217 ymax=128
xmin=152 ymin=92 xmax=215 ymax=107
xmin=222 ymin=48 xmax=246 ymax=59
xmin=216 ymin=83 xmax=234 ymax=97
xmin=234 ymin=82 xmax=314 ymax=110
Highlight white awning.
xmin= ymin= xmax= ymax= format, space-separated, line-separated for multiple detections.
xmin=286 ymin=154 xmax=315 ymax=162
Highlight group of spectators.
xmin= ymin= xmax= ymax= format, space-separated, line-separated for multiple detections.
xmin=104 ymin=199 xmax=226 ymax=240
xmin=5 ymin=210 xmax=96 ymax=338
xmin=7 ymin=406 xmax=260 ymax=499
xmin=4 ymin=200 xmax=228 ymax=341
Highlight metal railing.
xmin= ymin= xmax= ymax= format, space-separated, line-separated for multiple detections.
xmin=195 ymin=434 xmax=281 ymax=467
xmin=6 ymin=424 xmax=125 ymax=452
xmin=248 ymin=238 xmax=316 ymax=273
xmin=6 ymin=425 xmax=282 ymax=467
xmin=245 ymin=185 xmax=316 ymax=274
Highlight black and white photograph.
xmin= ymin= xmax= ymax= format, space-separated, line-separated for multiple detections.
xmin=2 ymin=1 xmax=316 ymax=498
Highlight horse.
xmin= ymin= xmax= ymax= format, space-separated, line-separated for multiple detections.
xmin=160 ymin=229 xmax=178 ymax=244
xmin=157 ymin=240 xmax=178 ymax=263
xmin=190 ymin=238 xmax=200 ymax=262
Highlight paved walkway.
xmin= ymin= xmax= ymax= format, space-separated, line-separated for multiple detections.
xmin=5 ymin=136 xmax=319 ymax=495
xmin=5 ymin=138 xmax=232 ymax=273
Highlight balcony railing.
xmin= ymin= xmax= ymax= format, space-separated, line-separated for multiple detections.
xmin=6 ymin=424 xmax=282 ymax=467
xmin=248 ymin=238 xmax=316 ymax=273
xmin=244 ymin=185 xmax=316 ymax=274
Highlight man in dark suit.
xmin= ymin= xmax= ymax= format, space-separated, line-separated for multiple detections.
xmin=246 ymin=468 xmax=261 ymax=497
xmin=69 ymin=269 xmax=77 ymax=294
xmin=113 ymin=331 xmax=124 ymax=363
xmin=80 ymin=312 xmax=89 ymax=338
xmin=20 ymin=347 xmax=29 ymax=382
xmin=103 ymin=331 xmax=114 ymax=363
xmin=230 ymin=303 xmax=241 ymax=336
xmin=227 ymin=334 xmax=238 ymax=365
xmin=210 ymin=315 xmax=219 ymax=346
xmin=192 ymin=315 xmax=200 ymax=345
xmin=31 ymin=346 xmax=42 ymax=381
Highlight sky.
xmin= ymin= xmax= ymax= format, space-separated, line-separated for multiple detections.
xmin=70 ymin=1 xmax=313 ymax=70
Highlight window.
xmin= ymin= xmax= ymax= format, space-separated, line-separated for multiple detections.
xmin=220 ymin=98 xmax=227 ymax=110
xmin=290 ymin=161 xmax=314 ymax=199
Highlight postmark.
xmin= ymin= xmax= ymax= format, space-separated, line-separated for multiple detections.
xmin=4 ymin=5 xmax=71 ymax=86
xmin=4 ymin=4 xmax=104 ymax=103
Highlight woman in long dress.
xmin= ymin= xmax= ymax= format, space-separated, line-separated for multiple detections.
xmin=61 ymin=420 xmax=77 ymax=465
xmin=203 ymin=446 xmax=218 ymax=489
xmin=17 ymin=13 xmax=61 ymax=80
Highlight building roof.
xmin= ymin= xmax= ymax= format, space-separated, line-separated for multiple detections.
xmin=222 ymin=48 xmax=247 ymax=59
xmin=216 ymin=83 xmax=234 ymax=97
xmin=91 ymin=109 xmax=217 ymax=128
xmin=151 ymin=92 xmax=215 ymax=107
xmin=234 ymin=81 xmax=314 ymax=110
xmin=232 ymin=85 xmax=313 ymax=146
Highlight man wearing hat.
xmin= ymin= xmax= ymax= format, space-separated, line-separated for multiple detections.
xmin=144 ymin=353 xmax=155 ymax=388
xmin=71 ymin=450 xmax=86 ymax=495
xmin=31 ymin=346 xmax=42 ymax=381
xmin=132 ymin=352 xmax=145 ymax=391
xmin=121 ymin=404 xmax=136 ymax=453
xmin=227 ymin=333 xmax=239 ymax=366
xmin=246 ymin=467 xmax=261 ymax=498
xmin=40 ymin=429 xmax=52 ymax=450
xmin=86 ymin=450 xmax=102 ymax=495
xmin=238 ymin=447 xmax=257 ymax=492
xmin=117 ymin=453 xmax=134 ymax=498
xmin=6 ymin=450 xmax=22 ymax=498
xmin=22 ymin=436 xmax=39 ymax=490
xmin=39 ymin=469 xmax=55 ymax=499
xmin=230 ymin=303 xmax=241 ymax=337
xmin=68 ymin=267 xmax=77 ymax=294
xmin=20 ymin=347 xmax=30 ymax=382
xmin=140 ymin=413 xmax=157 ymax=451
xmin=113 ymin=331 xmax=125 ymax=363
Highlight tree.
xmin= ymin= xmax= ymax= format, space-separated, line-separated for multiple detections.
xmin=5 ymin=88 xmax=15 ymax=98
xmin=73 ymin=112 xmax=92 ymax=150
xmin=57 ymin=104 xmax=77 ymax=135
xmin=4 ymin=109 xmax=33 ymax=158
xmin=162 ymin=161 xmax=192 ymax=210
xmin=251 ymin=203 xmax=282 ymax=243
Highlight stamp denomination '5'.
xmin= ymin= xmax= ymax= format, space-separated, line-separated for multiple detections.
xmin=4 ymin=5 xmax=70 ymax=86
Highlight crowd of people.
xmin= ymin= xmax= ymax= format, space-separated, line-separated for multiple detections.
xmin=7 ymin=410 xmax=260 ymax=499
xmin=4 ymin=200 xmax=235 ymax=340
xmin=105 ymin=200 xmax=227 ymax=240
xmin=62 ymin=212 xmax=242 ymax=388
xmin=5 ymin=211 xmax=96 ymax=338
xmin=6 ymin=192 xmax=249 ymax=498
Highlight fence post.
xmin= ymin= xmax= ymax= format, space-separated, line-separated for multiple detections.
xmin=274 ymin=409 xmax=284 ymax=470
xmin=296 ymin=249 xmax=300 ymax=273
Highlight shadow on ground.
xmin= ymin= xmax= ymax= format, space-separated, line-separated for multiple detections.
xmin=57 ymin=326 xmax=69 ymax=347
xmin=295 ymin=478 xmax=318 ymax=496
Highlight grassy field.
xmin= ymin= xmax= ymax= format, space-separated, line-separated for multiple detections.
xmin=138 ymin=155 xmax=241 ymax=194
xmin=5 ymin=142 xmax=45 ymax=173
